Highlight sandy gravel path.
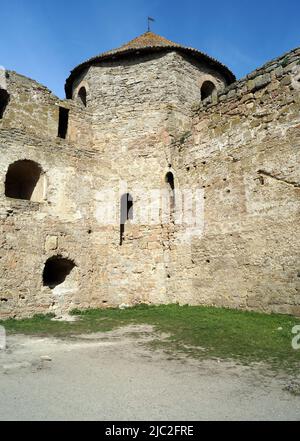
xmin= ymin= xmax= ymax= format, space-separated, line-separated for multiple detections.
xmin=0 ymin=325 xmax=299 ymax=421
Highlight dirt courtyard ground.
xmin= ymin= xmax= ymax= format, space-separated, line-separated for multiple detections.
xmin=0 ymin=325 xmax=299 ymax=421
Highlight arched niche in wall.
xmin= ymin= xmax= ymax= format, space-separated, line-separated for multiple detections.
xmin=0 ymin=88 xmax=9 ymax=119
xmin=77 ymin=86 xmax=87 ymax=107
xmin=200 ymin=80 xmax=217 ymax=101
xmin=43 ymin=256 xmax=76 ymax=289
xmin=4 ymin=159 xmax=46 ymax=202
xmin=165 ymin=171 xmax=175 ymax=201
xmin=165 ymin=171 xmax=175 ymax=222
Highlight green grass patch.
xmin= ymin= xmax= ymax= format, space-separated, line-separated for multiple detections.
xmin=1 ymin=304 xmax=300 ymax=372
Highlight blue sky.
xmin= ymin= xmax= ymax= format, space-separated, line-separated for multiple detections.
xmin=1 ymin=0 xmax=299 ymax=98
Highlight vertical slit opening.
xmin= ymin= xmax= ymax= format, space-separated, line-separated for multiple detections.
xmin=120 ymin=193 xmax=133 ymax=245
xmin=58 ymin=107 xmax=69 ymax=139
xmin=165 ymin=172 xmax=175 ymax=218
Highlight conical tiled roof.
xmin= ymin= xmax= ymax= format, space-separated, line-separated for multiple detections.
xmin=65 ymin=32 xmax=235 ymax=97
xmin=102 ymin=32 xmax=182 ymax=53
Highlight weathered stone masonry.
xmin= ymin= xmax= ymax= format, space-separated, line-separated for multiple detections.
xmin=174 ymin=48 xmax=300 ymax=315
xmin=0 ymin=32 xmax=299 ymax=318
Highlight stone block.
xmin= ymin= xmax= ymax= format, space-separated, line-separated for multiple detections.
xmin=45 ymin=236 xmax=58 ymax=251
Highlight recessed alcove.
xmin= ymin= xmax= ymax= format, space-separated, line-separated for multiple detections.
xmin=5 ymin=160 xmax=46 ymax=202
xmin=77 ymin=87 xmax=87 ymax=107
xmin=43 ymin=256 xmax=76 ymax=289
xmin=201 ymin=80 xmax=216 ymax=101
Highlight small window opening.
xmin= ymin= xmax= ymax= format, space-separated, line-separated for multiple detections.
xmin=201 ymin=81 xmax=216 ymax=101
xmin=165 ymin=172 xmax=175 ymax=191
xmin=165 ymin=172 xmax=175 ymax=216
xmin=0 ymin=89 xmax=9 ymax=119
xmin=43 ymin=256 xmax=75 ymax=289
xmin=120 ymin=193 xmax=133 ymax=245
xmin=58 ymin=107 xmax=69 ymax=139
xmin=78 ymin=87 xmax=87 ymax=107
xmin=5 ymin=159 xmax=45 ymax=201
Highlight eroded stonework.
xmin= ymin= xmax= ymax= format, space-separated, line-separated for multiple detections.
xmin=0 ymin=32 xmax=299 ymax=318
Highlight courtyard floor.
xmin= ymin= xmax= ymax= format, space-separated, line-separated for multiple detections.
xmin=0 ymin=324 xmax=299 ymax=421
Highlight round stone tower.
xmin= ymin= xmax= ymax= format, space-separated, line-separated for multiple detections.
xmin=63 ymin=32 xmax=236 ymax=307
xmin=64 ymin=30 xmax=235 ymax=184
xmin=66 ymin=32 xmax=234 ymax=135
xmin=66 ymin=31 xmax=235 ymax=102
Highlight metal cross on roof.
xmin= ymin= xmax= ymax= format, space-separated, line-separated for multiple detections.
xmin=147 ymin=17 xmax=155 ymax=32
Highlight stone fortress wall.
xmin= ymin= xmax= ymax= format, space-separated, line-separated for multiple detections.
xmin=0 ymin=35 xmax=299 ymax=319
xmin=173 ymin=48 xmax=300 ymax=315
